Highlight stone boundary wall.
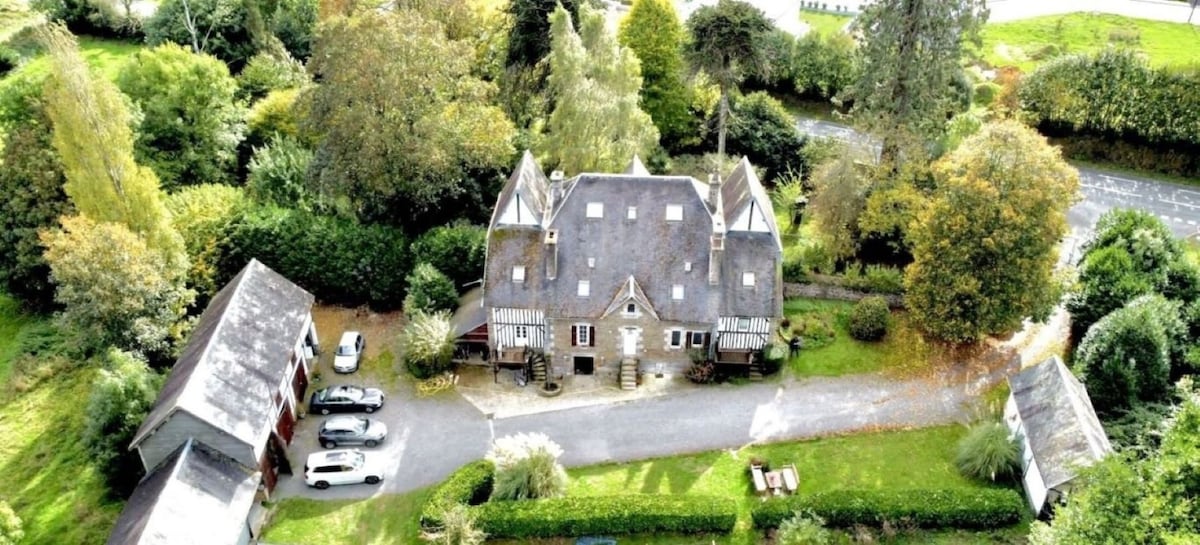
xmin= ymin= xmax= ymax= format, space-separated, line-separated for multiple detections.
xmin=783 ymin=282 xmax=905 ymax=308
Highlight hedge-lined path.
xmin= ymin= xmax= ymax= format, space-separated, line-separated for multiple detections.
xmin=273 ymin=347 xmax=1018 ymax=502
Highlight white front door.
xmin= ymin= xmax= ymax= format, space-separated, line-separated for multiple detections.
xmin=622 ymin=328 xmax=638 ymax=357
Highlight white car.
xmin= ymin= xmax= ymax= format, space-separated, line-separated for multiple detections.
xmin=304 ymin=449 xmax=383 ymax=489
xmin=332 ymin=331 xmax=365 ymax=373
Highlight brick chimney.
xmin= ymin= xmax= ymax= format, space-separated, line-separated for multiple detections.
xmin=545 ymin=229 xmax=559 ymax=280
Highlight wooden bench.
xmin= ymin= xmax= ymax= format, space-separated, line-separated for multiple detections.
xmin=781 ymin=463 xmax=799 ymax=494
xmin=750 ymin=463 xmax=768 ymax=496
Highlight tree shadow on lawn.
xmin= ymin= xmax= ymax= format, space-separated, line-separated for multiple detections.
xmin=570 ymin=450 xmax=724 ymax=497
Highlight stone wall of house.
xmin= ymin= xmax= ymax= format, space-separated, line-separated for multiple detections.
xmin=782 ymin=282 xmax=905 ymax=308
xmin=545 ymin=314 xmax=710 ymax=382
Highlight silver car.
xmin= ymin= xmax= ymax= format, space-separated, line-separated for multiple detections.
xmin=318 ymin=415 xmax=388 ymax=449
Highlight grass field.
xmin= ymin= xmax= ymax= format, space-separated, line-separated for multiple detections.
xmin=1 ymin=36 xmax=143 ymax=83
xmin=0 ymin=295 xmax=123 ymax=545
xmin=264 ymin=426 xmax=1024 ymax=545
xmin=782 ymin=298 xmax=936 ymax=377
xmin=799 ymin=9 xmax=854 ymax=36
xmin=978 ymin=13 xmax=1200 ymax=72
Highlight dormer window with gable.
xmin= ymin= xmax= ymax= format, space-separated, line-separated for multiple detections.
xmin=512 ymin=266 xmax=525 ymax=283
xmin=586 ymin=202 xmax=604 ymax=218
xmin=666 ymin=205 xmax=683 ymax=221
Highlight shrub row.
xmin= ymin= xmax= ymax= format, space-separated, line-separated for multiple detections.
xmin=473 ymin=495 xmax=738 ymax=538
xmin=419 ymin=460 xmax=495 ymax=530
xmin=216 ymin=204 xmax=411 ymax=309
xmin=750 ymin=489 xmax=1025 ymax=530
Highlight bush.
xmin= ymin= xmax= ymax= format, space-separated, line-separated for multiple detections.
xmin=421 ymin=460 xmax=496 ymax=530
xmin=776 ymin=510 xmax=834 ymax=545
xmin=0 ymin=501 xmax=21 ymax=545
xmin=237 ymin=50 xmax=309 ymax=102
xmin=791 ymin=31 xmax=858 ymax=100
xmin=164 ymin=184 xmax=248 ymax=303
xmin=217 ymin=204 xmax=411 ymax=309
xmin=32 ymin=0 xmax=141 ymax=38
xmin=404 ymin=263 xmax=459 ymax=314
xmin=425 ymin=504 xmax=486 ymax=545
xmin=843 ymin=264 xmax=904 ymax=295
xmin=474 ymin=495 xmax=738 ymax=538
xmin=410 ymin=224 xmax=487 ymax=294
xmin=83 ymin=349 xmax=164 ymax=498
xmin=400 ymin=310 xmax=455 ymax=379
xmin=685 ymin=360 xmax=716 ymax=384
xmin=972 ymin=82 xmax=1000 ymax=108
xmin=849 ymin=296 xmax=890 ymax=341
xmin=488 ymin=433 xmax=568 ymax=501
xmin=955 ymin=422 xmax=1020 ymax=483
xmin=1074 ymin=294 xmax=1183 ymax=414
xmin=0 ymin=47 xmax=17 ymax=77
xmin=246 ymin=136 xmax=316 ymax=211
xmin=246 ymin=88 xmax=303 ymax=151
xmin=751 ymin=489 xmax=1025 ymax=530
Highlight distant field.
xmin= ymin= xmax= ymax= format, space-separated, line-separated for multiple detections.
xmin=799 ymin=9 xmax=853 ymax=36
xmin=979 ymin=13 xmax=1200 ymax=72
xmin=1 ymin=36 xmax=143 ymax=83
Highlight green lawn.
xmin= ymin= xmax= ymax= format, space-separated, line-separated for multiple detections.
xmin=799 ymin=10 xmax=853 ymax=36
xmin=978 ymin=13 xmax=1200 ymax=72
xmin=783 ymin=298 xmax=935 ymax=377
xmin=265 ymin=426 xmax=1024 ymax=545
xmin=0 ymin=295 xmax=123 ymax=545
xmin=2 ymin=36 xmax=143 ymax=83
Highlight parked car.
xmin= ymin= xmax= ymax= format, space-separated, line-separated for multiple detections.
xmin=333 ymin=331 xmax=365 ymax=373
xmin=309 ymin=385 xmax=384 ymax=415
xmin=303 ymin=449 xmax=383 ymax=489
xmin=318 ymin=415 xmax=388 ymax=449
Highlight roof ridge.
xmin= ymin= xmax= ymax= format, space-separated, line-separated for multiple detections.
xmin=174 ymin=261 xmax=259 ymax=413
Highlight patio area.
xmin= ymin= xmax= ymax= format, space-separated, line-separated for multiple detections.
xmin=452 ymin=364 xmax=690 ymax=419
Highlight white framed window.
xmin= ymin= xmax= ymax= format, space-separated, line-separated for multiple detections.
xmin=514 ymin=325 xmax=529 ymax=346
xmin=666 ymin=205 xmax=683 ymax=221
xmin=587 ymin=257 xmax=596 ymax=268
xmin=573 ymin=323 xmax=592 ymax=347
xmin=512 ymin=266 xmax=526 ymax=283
xmin=669 ymin=330 xmax=683 ymax=348
xmin=672 ymin=284 xmax=684 ymax=300
xmin=690 ymin=331 xmax=705 ymax=347
xmin=742 ymin=272 xmax=756 ymax=287
xmin=737 ymin=318 xmax=751 ymax=332
xmin=586 ymin=202 xmax=604 ymax=218
xmin=684 ymin=262 xmax=692 ymax=272
xmin=627 ymin=206 xmax=637 ymax=220
xmin=577 ymin=280 xmax=590 ymax=297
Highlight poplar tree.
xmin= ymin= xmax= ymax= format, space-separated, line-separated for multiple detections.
xmin=540 ymin=2 xmax=658 ymax=173
xmin=619 ymin=0 xmax=693 ymax=151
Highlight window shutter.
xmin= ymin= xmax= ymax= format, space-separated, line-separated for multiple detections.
xmin=571 ymin=326 xmax=578 ymax=346
xmin=589 ymin=326 xmax=595 ymax=347
xmin=703 ymin=333 xmax=711 ymax=348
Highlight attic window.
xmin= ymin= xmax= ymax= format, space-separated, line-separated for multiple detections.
xmin=586 ymin=202 xmax=604 ymax=218
xmin=577 ymin=280 xmax=590 ymax=297
xmin=742 ymin=272 xmax=756 ymax=287
xmin=588 ymin=257 xmax=596 ymax=268
xmin=627 ymin=206 xmax=637 ymax=220
xmin=666 ymin=205 xmax=683 ymax=221
xmin=672 ymin=284 xmax=684 ymax=300
xmin=626 ymin=303 xmax=637 ymax=314
xmin=512 ymin=266 xmax=525 ymax=283
xmin=684 ymin=262 xmax=692 ymax=272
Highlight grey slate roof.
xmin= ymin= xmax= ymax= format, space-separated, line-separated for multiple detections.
xmin=107 ymin=439 xmax=259 ymax=545
xmin=450 ymin=287 xmax=487 ymax=339
xmin=1009 ymin=356 xmax=1113 ymax=489
xmin=722 ymin=157 xmax=783 ymax=251
xmin=489 ymin=150 xmax=551 ymax=229
xmin=130 ymin=259 xmax=315 ymax=451
xmin=485 ymin=154 xmax=781 ymax=321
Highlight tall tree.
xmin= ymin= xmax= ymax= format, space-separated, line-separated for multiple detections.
xmin=684 ymin=0 xmax=772 ymax=169
xmin=618 ymin=0 xmax=694 ymax=152
xmin=117 ymin=43 xmax=246 ymax=190
xmin=505 ymin=0 xmax=579 ymax=69
xmin=302 ymin=10 xmax=515 ymax=226
xmin=540 ymin=2 xmax=658 ymax=173
xmin=144 ymin=0 xmax=261 ymax=69
xmin=0 ymin=75 xmax=74 ymax=311
xmin=40 ymin=24 xmax=187 ymax=275
xmin=904 ymin=120 xmax=1078 ymax=342
xmin=850 ymin=0 xmax=987 ymax=163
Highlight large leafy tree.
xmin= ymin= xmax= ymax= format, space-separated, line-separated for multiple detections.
xmin=40 ymin=24 xmax=187 ymax=275
xmin=721 ymin=91 xmax=804 ymax=182
xmin=0 ymin=75 xmax=73 ymax=311
xmin=905 ymin=120 xmax=1078 ymax=342
xmin=684 ymin=0 xmax=773 ymax=167
xmin=117 ymin=43 xmax=246 ymax=190
xmin=539 ymin=2 xmax=658 ymax=173
xmin=302 ymin=10 xmax=515 ymax=226
xmin=41 ymin=216 xmax=193 ymax=357
xmin=1074 ymin=294 xmax=1184 ymax=414
xmin=850 ymin=0 xmax=987 ymax=162
xmin=505 ymin=0 xmax=579 ymax=69
xmin=618 ymin=0 xmax=693 ymax=152
xmin=144 ymin=0 xmax=261 ymax=69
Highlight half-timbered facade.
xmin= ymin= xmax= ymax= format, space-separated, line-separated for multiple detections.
xmin=478 ymin=152 xmax=782 ymax=384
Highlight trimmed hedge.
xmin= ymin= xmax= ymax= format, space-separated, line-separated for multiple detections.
xmin=473 ymin=495 xmax=738 ymax=538
xmin=751 ymin=489 xmax=1025 ymax=530
xmin=419 ymin=460 xmax=495 ymax=530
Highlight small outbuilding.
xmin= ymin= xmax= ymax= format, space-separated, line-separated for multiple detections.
xmin=1004 ymin=356 xmax=1113 ymax=516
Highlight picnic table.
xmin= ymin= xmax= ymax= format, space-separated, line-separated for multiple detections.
xmin=765 ymin=470 xmax=783 ymax=494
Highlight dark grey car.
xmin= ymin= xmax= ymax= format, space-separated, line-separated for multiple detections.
xmin=318 ymin=415 xmax=389 ymax=449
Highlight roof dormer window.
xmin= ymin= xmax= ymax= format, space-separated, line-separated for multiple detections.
xmin=577 ymin=280 xmax=590 ymax=297
xmin=586 ymin=202 xmax=604 ymax=218
xmin=672 ymin=284 xmax=684 ymax=300
xmin=666 ymin=205 xmax=683 ymax=221
xmin=588 ymin=257 xmax=596 ymax=268
xmin=684 ymin=262 xmax=692 ymax=272
xmin=512 ymin=266 xmax=525 ymax=283
xmin=742 ymin=272 xmax=755 ymax=287
xmin=627 ymin=206 xmax=637 ymax=220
